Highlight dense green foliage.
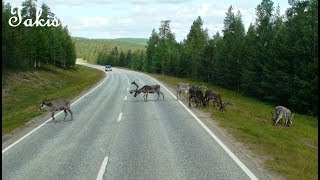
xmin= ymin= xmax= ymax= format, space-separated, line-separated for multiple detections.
xmin=2 ymin=0 xmax=76 ymax=68
xmin=73 ymin=37 xmax=146 ymax=64
xmin=95 ymin=0 xmax=316 ymax=115
xmin=113 ymin=38 xmax=148 ymax=45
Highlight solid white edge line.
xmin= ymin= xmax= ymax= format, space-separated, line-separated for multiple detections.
xmin=96 ymin=156 xmax=109 ymax=180
xmin=117 ymin=113 xmax=123 ymax=122
xmin=2 ymin=69 xmax=109 ymax=154
xmin=142 ymin=73 xmax=259 ymax=180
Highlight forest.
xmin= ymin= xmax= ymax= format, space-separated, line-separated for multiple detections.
xmin=74 ymin=37 xmax=146 ymax=65
xmin=86 ymin=0 xmax=318 ymax=115
xmin=2 ymin=0 xmax=317 ymax=115
xmin=2 ymin=0 xmax=76 ymax=68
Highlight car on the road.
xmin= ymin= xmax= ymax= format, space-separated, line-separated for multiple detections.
xmin=105 ymin=65 xmax=112 ymax=71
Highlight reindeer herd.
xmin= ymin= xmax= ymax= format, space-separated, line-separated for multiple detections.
xmin=38 ymin=80 xmax=294 ymax=127
xmin=176 ymin=82 xmax=232 ymax=111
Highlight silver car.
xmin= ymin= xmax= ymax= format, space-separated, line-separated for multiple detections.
xmin=105 ymin=65 xmax=112 ymax=71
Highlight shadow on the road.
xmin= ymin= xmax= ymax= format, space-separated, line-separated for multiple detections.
xmin=127 ymin=99 xmax=165 ymax=102
xmin=48 ymin=119 xmax=73 ymax=124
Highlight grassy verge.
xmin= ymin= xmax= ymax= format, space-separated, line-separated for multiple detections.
xmin=2 ymin=64 xmax=105 ymax=135
xmin=148 ymin=73 xmax=318 ymax=180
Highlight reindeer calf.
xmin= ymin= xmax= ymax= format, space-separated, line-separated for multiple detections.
xmin=39 ymin=99 xmax=73 ymax=123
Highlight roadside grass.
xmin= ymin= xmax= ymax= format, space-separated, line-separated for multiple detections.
xmin=2 ymin=64 xmax=105 ymax=135
xmin=149 ymin=73 xmax=318 ymax=180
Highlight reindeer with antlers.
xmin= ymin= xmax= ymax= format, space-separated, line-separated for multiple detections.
xmin=129 ymin=81 xmax=164 ymax=101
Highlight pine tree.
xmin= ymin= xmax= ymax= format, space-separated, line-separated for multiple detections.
xmin=184 ymin=16 xmax=209 ymax=80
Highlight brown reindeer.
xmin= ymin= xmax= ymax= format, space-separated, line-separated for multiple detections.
xmin=204 ymin=89 xmax=222 ymax=108
xmin=130 ymin=81 xmax=164 ymax=101
xmin=39 ymin=98 xmax=73 ymax=123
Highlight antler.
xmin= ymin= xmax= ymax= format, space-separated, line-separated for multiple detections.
xmin=131 ymin=81 xmax=139 ymax=90
xmin=201 ymin=83 xmax=207 ymax=91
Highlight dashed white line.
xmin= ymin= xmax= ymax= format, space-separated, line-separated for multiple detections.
xmin=117 ymin=113 xmax=123 ymax=122
xmin=96 ymin=156 xmax=109 ymax=180
xmin=124 ymin=96 xmax=127 ymax=101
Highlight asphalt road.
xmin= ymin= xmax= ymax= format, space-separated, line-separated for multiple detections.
xmin=2 ymin=64 xmax=259 ymax=180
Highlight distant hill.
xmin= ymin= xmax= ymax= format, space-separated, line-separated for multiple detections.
xmin=72 ymin=37 xmax=148 ymax=45
xmin=72 ymin=37 xmax=147 ymax=64
xmin=113 ymin=38 xmax=148 ymax=45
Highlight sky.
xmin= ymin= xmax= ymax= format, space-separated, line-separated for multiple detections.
xmin=5 ymin=0 xmax=291 ymax=42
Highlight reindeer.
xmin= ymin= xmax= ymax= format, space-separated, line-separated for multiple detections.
xmin=176 ymin=83 xmax=190 ymax=101
xmin=188 ymin=85 xmax=206 ymax=108
xmin=204 ymin=89 xmax=222 ymax=108
xmin=39 ymin=98 xmax=73 ymax=123
xmin=130 ymin=81 xmax=164 ymax=101
xmin=271 ymin=106 xmax=294 ymax=126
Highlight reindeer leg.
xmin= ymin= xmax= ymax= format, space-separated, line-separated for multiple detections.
xmin=68 ymin=109 xmax=73 ymax=121
xmin=63 ymin=110 xmax=67 ymax=121
xmin=274 ymin=115 xmax=281 ymax=126
xmin=51 ymin=112 xmax=56 ymax=123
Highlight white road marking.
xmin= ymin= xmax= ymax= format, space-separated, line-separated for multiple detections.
xmin=2 ymin=69 xmax=109 ymax=154
xmin=96 ymin=156 xmax=109 ymax=180
xmin=117 ymin=113 xmax=123 ymax=122
xmin=143 ymin=73 xmax=259 ymax=180
xmin=124 ymin=96 xmax=127 ymax=101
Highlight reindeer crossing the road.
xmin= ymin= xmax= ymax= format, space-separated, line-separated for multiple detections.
xmin=39 ymin=98 xmax=73 ymax=123
xmin=130 ymin=81 xmax=164 ymax=101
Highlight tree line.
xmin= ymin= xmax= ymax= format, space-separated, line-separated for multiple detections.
xmin=2 ymin=0 xmax=76 ymax=68
xmin=95 ymin=0 xmax=317 ymax=115
xmin=74 ymin=38 xmax=146 ymax=65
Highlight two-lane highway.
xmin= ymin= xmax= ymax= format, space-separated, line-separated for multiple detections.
xmin=2 ymin=64 xmax=258 ymax=179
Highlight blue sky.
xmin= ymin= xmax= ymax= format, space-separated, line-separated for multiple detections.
xmin=5 ymin=0 xmax=291 ymax=42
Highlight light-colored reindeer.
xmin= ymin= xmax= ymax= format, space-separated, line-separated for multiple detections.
xmin=271 ymin=106 xmax=294 ymax=126
xmin=176 ymin=83 xmax=190 ymax=101
xmin=39 ymin=98 xmax=73 ymax=123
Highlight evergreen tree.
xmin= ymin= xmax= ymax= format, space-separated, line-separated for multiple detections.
xmin=184 ymin=16 xmax=209 ymax=80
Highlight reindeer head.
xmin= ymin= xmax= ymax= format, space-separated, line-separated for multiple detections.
xmin=271 ymin=111 xmax=277 ymax=124
xmin=39 ymin=96 xmax=50 ymax=110
xmin=130 ymin=81 xmax=140 ymax=97
xmin=39 ymin=99 xmax=47 ymax=110
xmin=287 ymin=113 xmax=294 ymax=126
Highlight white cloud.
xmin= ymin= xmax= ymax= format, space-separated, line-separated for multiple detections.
xmin=77 ymin=17 xmax=109 ymax=28
xmin=5 ymin=0 xmax=291 ymax=42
